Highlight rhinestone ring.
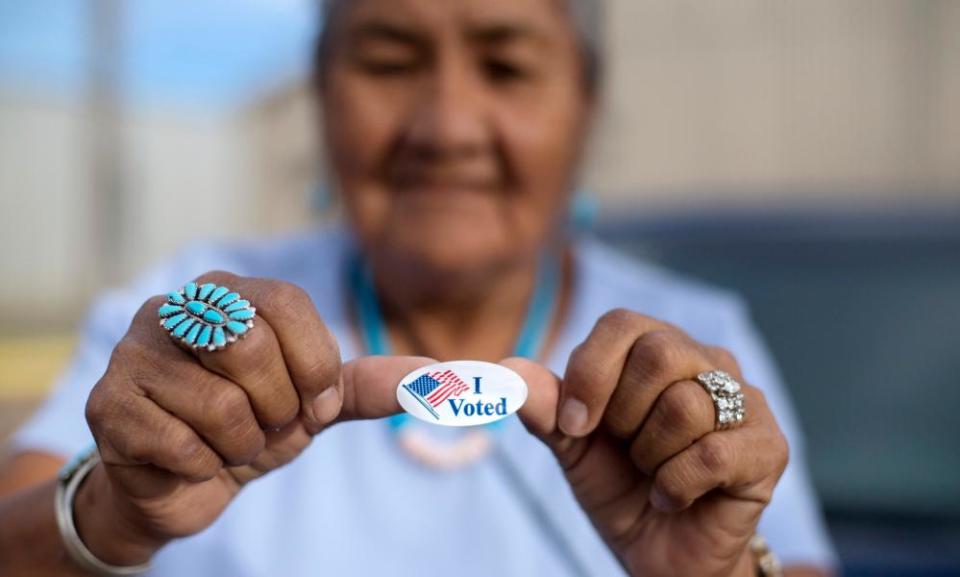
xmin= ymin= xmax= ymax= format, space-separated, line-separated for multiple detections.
xmin=158 ymin=281 xmax=256 ymax=351
xmin=695 ymin=370 xmax=746 ymax=430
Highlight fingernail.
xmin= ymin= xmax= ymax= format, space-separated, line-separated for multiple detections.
xmin=311 ymin=387 xmax=341 ymax=426
xmin=649 ymin=487 xmax=673 ymax=512
xmin=558 ymin=398 xmax=589 ymax=437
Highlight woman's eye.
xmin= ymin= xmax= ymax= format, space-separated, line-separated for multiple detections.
xmin=483 ymin=59 xmax=531 ymax=83
xmin=361 ymin=60 xmax=418 ymax=76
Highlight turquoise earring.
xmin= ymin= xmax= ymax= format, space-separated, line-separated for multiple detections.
xmin=570 ymin=189 xmax=598 ymax=231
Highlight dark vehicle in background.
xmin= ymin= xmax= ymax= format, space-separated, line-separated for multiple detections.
xmin=597 ymin=208 xmax=960 ymax=577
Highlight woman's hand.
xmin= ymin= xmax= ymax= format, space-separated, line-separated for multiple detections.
xmin=508 ymin=309 xmax=790 ymax=577
xmin=80 ymin=271 xmax=429 ymax=566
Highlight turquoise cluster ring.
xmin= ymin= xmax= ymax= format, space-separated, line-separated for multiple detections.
xmin=158 ymin=282 xmax=256 ymax=351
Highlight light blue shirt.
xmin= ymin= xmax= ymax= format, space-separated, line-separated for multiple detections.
xmin=12 ymin=226 xmax=837 ymax=575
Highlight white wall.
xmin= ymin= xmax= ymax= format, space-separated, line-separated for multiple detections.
xmin=2 ymin=0 xmax=958 ymax=330
xmin=0 ymin=94 xmax=95 ymax=330
xmin=588 ymin=0 xmax=960 ymax=208
xmin=0 ymin=93 xmax=260 ymax=329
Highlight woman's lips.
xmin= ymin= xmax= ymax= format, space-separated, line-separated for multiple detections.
xmin=387 ymin=162 xmax=504 ymax=195
xmin=388 ymin=174 xmax=508 ymax=203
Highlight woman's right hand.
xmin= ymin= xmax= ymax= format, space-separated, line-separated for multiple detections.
xmin=79 ymin=271 xmax=429 ymax=566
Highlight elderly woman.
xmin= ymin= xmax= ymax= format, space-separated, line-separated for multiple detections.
xmin=0 ymin=0 xmax=836 ymax=575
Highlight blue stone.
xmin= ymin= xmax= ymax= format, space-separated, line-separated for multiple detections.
xmin=158 ymin=304 xmax=183 ymax=317
xmin=167 ymin=292 xmax=186 ymax=305
xmin=185 ymin=301 xmax=206 ymax=316
xmin=185 ymin=323 xmax=202 ymax=345
xmin=203 ymin=309 xmax=224 ymax=324
xmin=224 ymin=300 xmax=250 ymax=312
xmin=218 ymin=292 xmax=240 ymax=307
xmin=173 ymin=318 xmax=195 ymax=338
xmin=184 ymin=282 xmax=198 ymax=300
xmin=228 ymin=309 xmax=254 ymax=321
xmin=226 ymin=321 xmax=248 ymax=336
xmin=212 ymin=327 xmax=227 ymax=348
xmin=197 ymin=325 xmax=212 ymax=347
xmin=198 ymin=283 xmax=216 ymax=300
xmin=163 ymin=313 xmax=188 ymax=330
xmin=209 ymin=286 xmax=230 ymax=304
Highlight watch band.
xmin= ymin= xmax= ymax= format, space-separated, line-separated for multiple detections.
xmin=749 ymin=534 xmax=784 ymax=577
xmin=55 ymin=444 xmax=153 ymax=576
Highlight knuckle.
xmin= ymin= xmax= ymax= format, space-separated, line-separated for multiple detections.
xmin=564 ymin=343 xmax=590 ymax=377
xmin=85 ymin=380 xmax=134 ymax=435
xmin=653 ymin=472 xmax=689 ymax=506
xmin=629 ymin=330 xmax=681 ymax=380
xmin=598 ymin=308 xmax=641 ymax=331
xmin=180 ymin=451 xmax=221 ymax=481
xmin=195 ymin=270 xmax=239 ymax=286
xmin=236 ymin=430 xmax=267 ymax=464
xmin=237 ymin=374 xmax=299 ymax=430
xmin=116 ymin=427 xmax=153 ymax=463
xmin=696 ymin=434 xmax=730 ymax=476
xmin=84 ymin=382 xmax=109 ymax=426
xmin=203 ymin=385 xmax=254 ymax=435
xmin=772 ymin=430 xmax=790 ymax=476
xmin=602 ymin=405 xmax=638 ymax=440
xmin=753 ymin=387 xmax=770 ymax=409
xmin=303 ymin=348 xmax=342 ymax=391
xmin=111 ymin=337 xmax=151 ymax=368
xmin=259 ymin=280 xmax=311 ymax=313
xmin=138 ymin=295 xmax=170 ymax=321
xmin=264 ymin=396 xmax=300 ymax=429
xmin=564 ymin=346 xmax=611 ymax=401
xmin=200 ymin=385 xmax=268 ymax=462
xmin=657 ymin=384 xmax=706 ymax=430
xmin=565 ymin=345 xmax=598 ymax=386
xmin=707 ymin=346 xmax=740 ymax=373
xmin=109 ymin=337 xmax=171 ymax=389
xmin=165 ymin=427 xmax=218 ymax=474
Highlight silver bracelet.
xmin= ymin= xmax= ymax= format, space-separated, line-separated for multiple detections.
xmin=55 ymin=445 xmax=153 ymax=576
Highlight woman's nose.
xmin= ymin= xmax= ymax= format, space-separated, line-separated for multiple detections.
xmin=405 ymin=60 xmax=490 ymax=160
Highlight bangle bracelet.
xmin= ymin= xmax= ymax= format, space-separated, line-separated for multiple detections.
xmin=55 ymin=445 xmax=153 ymax=576
xmin=749 ymin=534 xmax=783 ymax=577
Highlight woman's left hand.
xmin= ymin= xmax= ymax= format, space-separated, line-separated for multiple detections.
xmin=506 ymin=309 xmax=789 ymax=577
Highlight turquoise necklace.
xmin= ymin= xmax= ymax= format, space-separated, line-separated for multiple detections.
xmin=349 ymin=250 xmax=593 ymax=575
xmin=349 ymin=252 xmax=560 ymax=467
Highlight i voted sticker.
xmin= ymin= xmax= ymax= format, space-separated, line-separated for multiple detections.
xmin=396 ymin=360 xmax=528 ymax=427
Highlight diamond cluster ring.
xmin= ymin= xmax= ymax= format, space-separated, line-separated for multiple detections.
xmin=695 ymin=369 xmax=746 ymax=430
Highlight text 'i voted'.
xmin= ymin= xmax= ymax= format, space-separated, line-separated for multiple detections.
xmin=396 ymin=361 xmax=528 ymax=427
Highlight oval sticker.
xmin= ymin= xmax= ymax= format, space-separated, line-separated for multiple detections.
xmin=396 ymin=360 xmax=528 ymax=427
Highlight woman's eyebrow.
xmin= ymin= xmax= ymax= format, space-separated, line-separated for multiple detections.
xmin=466 ymin=22 xmax=550 ymax=49
xmin=344 ymin=18 xmax=550 ymax=52
xmin=348 ymin=20 xmax=426 ymax=48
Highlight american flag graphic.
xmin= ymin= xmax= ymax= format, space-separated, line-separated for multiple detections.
xmin=402 ymin=369 xmax=471 ymax=419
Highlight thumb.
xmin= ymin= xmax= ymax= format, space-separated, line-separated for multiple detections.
xmin=333 ymin=355 xmax=436 ymax=424
xmin=501 ymin=357 xmax=562 ymax=440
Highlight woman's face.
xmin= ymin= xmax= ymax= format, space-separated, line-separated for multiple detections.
xmin=321 ymin=0 xmax=592 ymax=277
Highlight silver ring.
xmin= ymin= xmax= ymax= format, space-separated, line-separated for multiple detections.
xmin=695 ymin=370 xmax=746 ymax=430
xmin=158 ymin=281 xmax=256 ymax=351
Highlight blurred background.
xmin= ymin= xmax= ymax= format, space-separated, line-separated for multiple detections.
xmin=1 ymin=1 xmax=958 ymax=575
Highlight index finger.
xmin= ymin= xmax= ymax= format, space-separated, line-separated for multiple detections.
xmin=559 ymin=309 xmax=671 ymax=437
xmin=501 ymin=357 xmax=590 ymax=468
xmin=195 ymin=272 xmax=342 ymax=429
xmin=334 ymin=355 xmax=436 ymax=423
